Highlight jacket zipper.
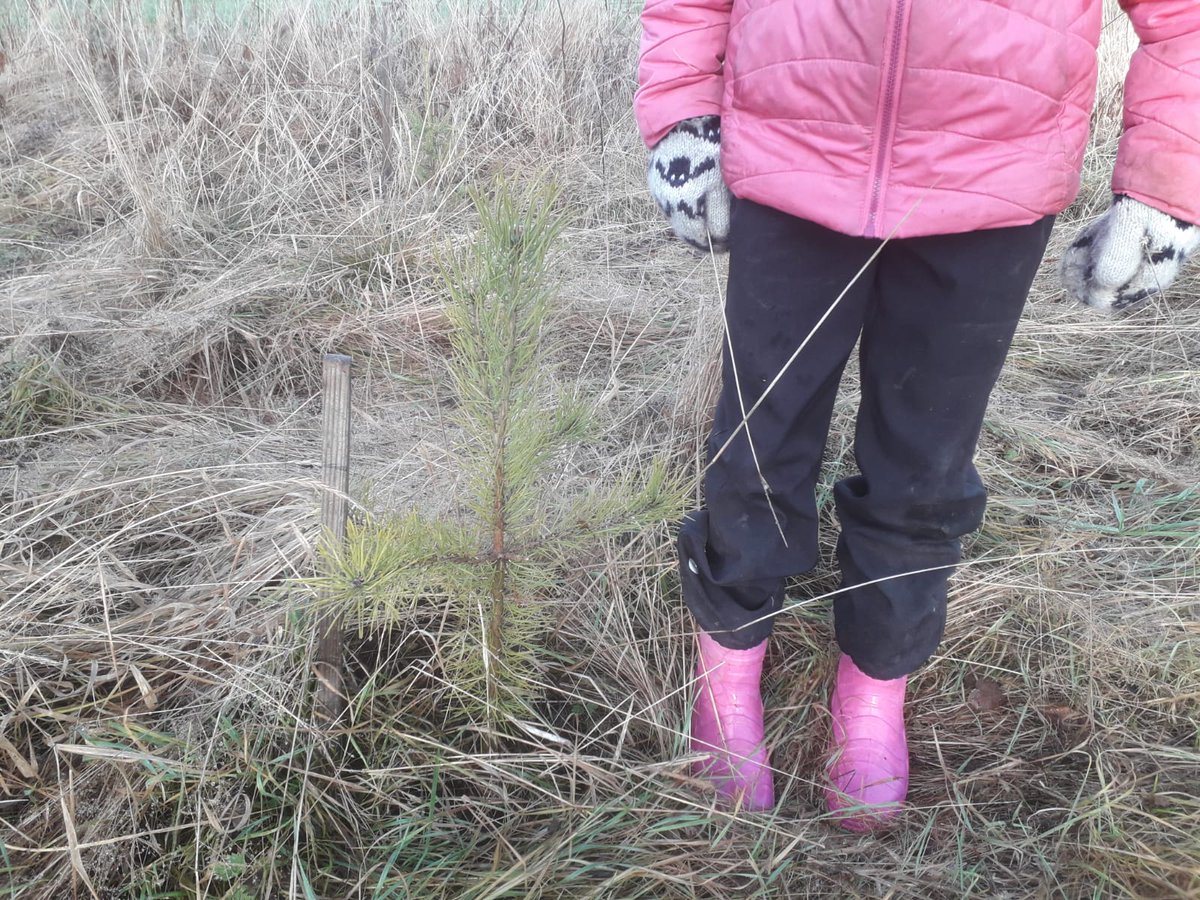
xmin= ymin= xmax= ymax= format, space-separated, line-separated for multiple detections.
xmin=866 ymin=0 xmax=908 ymax=238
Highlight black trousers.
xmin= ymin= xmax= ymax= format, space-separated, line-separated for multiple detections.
xmin=678 ymin=199 xmax=1055 ymax=679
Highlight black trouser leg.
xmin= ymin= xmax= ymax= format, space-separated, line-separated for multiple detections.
xmin=678 ymin=199 xmax=878 ymax=648
xmin=833 ymin=216 xmax=1055 ymax=679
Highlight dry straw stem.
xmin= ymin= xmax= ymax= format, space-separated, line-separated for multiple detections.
xmin=1 ymin=0 xmax=1198 ymax=897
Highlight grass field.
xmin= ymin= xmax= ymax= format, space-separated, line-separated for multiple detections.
xmin=1 ymin=1 xmax=1198 ymax=897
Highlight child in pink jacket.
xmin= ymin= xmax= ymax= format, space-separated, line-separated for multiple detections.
xmin=635 ymin=0 xmax=1200 ymax=829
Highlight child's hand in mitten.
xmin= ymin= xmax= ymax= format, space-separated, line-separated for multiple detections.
xmin=1061 ymin=195 xmax=1200 ymax=313
xmin=647 ymin=116 xmax=732 ymax=254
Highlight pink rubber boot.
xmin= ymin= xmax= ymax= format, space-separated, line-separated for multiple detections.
xmin=689 ymin=632 xmax=775 ymax=811
xmin=824 ymin=653 xmax=909 ymax=832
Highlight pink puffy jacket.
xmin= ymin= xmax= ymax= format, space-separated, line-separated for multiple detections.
xmin=635 ymin=0 xmax=1200 ymax=239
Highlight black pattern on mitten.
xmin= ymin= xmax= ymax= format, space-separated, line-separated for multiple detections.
xmin=647 ymin=116 xmax=732 ymax=253
xmin=1062 ymin=195 xmax=1200 ymax=313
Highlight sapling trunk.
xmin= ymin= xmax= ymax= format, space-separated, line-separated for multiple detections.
xmin=487 ymin=396 xmax=509 ymax=708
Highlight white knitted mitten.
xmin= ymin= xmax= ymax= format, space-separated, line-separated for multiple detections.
xmin=1061 ymin=195 xmax=1200 ymax=313
xmin=647 ymin=116 xmax=732 ymax=253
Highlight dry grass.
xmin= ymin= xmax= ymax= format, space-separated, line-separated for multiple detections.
xmin=1 ymin=1 xmax=1198 ymax=897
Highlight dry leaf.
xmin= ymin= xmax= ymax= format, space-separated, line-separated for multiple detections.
xmin=0 ymin=733 xmax=37 ymax=779
xmin=968 ymin=676 xmax=1005 ymax=712
xmin=130 ymin=665 xmax=159 ymax=710
xmin=242 ymin=45 xmax=254 ymax=62
xmin=1042 ymin=704 xmax=1082 ymax=726
xmin=0 ymin=50 xmax=8 ymax=74
xmin=1146 ymin=792 xmax=1174 ymax=810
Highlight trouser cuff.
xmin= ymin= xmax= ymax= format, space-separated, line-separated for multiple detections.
xmin=677 ymin=510 xmax=781 ymax=649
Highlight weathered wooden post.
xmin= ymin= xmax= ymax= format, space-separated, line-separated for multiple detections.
xmin=314 ymin=353 xmax=352 ymax=723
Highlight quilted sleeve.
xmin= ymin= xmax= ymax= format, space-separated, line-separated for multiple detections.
xmin=634 ymin=0 xmax=735 ymax=148
xmin=1113 ymin=0 xmax=1200 ymax=225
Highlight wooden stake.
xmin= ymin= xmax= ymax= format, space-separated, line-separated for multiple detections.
xmin=314 ymin=353 xmax=352 ymax=723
